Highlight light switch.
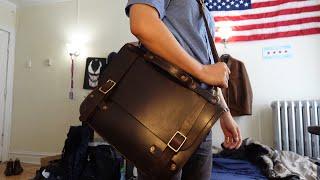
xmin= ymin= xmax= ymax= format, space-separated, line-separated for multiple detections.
xmin=47 ymin=58 xmax=53 ymax=66
xmin=26 ymin=59 xmax=32 ymax=69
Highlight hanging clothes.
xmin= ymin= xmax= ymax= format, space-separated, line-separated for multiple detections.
xmin=221 ymin=55 xmax=253 ymax=117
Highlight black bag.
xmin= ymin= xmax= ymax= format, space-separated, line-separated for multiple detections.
xmin=32 ymin=160 xmax=64 ymax=180
xmin=32 ymin=125 xmax=93 ymax=180
xmin=80 ymin=145 xmax=122 ymax=180
xmin=60 ymin=125 xmax=93 ymax=180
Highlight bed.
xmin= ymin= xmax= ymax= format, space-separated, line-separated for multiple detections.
xmin=211 ymin=156 xmax=267 ymax=180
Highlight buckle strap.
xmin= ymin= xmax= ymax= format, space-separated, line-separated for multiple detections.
xmin=79 ymin=79 xmax=117 ymax=122
xmin=158 ymin=101 xmax=220 ymax=170
xmin=79 ymin=44 xmax=138 ymax=122
xmin=163 ymin=102 xmax=207 ymax=154
xmin=99 ymin=80 xmax=116 ymax=94
xmin=167 ymin=131 xmax=187 ymax=153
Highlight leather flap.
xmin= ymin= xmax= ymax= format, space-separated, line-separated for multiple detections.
xmin=80 ymin=43 xmax=224 ymax=153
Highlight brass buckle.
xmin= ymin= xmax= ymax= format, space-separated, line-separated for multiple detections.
xmin=167 ymin=131 xmax=187 ymax=153
xmin=212 ymin=88 xmax=221 ymax=103
xmin=99 ymin=80 xmax=116 ymax=95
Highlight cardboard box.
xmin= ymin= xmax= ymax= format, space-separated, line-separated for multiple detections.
xmin=40 ymin=154 xmax=61 ymax=167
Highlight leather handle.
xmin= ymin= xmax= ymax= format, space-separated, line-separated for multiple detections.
xmin=144 ymin=52 xmax=220 ymax=104
xmin=197 ymin=0 xmax=221 ymax=94
xmin=198 ymin=0 xmax=220 ymax=63
xmin=145 ymin=52 xmax=196 ymax=87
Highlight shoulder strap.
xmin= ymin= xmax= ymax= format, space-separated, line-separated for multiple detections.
xmin=197 ymin=0 xmax=220 ymax=63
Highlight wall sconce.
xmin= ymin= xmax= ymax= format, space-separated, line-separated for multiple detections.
xmin=66 ymin=32 xmax=88 ymax=100
xmin=217 ymin=25 xmax=233 ymax=48
xmin=67 ymin=43 xmax=81 ymax=57
xmin=217 ymin=23 xmax=233 ymax=49
xmin=67 ymin=32 xmax=88 ymax=56
xmin=67 ymin=43 xmax=80 ymax=100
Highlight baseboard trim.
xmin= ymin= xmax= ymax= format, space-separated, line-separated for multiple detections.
xmin=8 ymin=151 xmax=60 ymax=165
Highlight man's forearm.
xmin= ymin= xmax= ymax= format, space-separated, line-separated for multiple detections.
xmin=129 ymin=4 xmax=204 ymax=79
xmin=218 ymin=88 xmax=228 ymax=110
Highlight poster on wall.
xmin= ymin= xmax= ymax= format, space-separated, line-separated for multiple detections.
xmin=262 ymin=45 xmax=293 ymax=60
xmin=83 ymin=57 xmax=107 ymax=90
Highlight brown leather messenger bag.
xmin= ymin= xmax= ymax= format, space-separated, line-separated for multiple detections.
xmin=79 ymin=0 xmax=227 ymax=178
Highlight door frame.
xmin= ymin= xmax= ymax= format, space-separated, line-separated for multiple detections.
xmin=0 ymin=24 xmax=16 ymax=162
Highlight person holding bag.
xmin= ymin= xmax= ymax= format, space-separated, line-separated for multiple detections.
xmin=126 ymin=0 xmax=243 ymax=179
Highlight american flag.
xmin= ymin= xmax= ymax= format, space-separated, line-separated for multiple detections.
xmin=205 ymin=0 xmax=320 ymax=42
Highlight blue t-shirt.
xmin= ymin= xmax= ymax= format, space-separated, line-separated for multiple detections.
xmin=125 ymin=0 xmax=216 ymax=65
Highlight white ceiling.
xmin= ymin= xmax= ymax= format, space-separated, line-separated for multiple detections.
xmin=7 ymin=0 xmax=72 ymax=7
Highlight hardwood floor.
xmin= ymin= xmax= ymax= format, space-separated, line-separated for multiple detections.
xmin=0 ymin=162 xmax=39 ymax=180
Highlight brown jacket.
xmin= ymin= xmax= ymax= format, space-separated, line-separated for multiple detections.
xmin=221 ymin=55 xmax=253 ymax=116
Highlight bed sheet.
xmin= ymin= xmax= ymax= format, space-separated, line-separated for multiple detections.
xmin=211 ymin=157 xmax=267 ymax=180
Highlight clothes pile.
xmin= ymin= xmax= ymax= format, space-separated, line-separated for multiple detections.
xmin=217 ymin=138 xmax=319 ymax=180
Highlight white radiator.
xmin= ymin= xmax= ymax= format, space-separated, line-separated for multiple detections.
xmin=271 ymin=100 xmax=320 ymax=158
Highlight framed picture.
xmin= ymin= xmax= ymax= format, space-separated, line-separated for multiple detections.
xmin=83 ymin=57 xmax=107 ymax=90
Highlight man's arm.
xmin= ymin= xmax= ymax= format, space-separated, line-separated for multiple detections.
xmin=129 ymin=3 xmax=242 ymax=149
xmin=129 ymin=4 xmax=229 ymax=88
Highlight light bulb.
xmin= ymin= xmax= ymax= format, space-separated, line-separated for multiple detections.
xmin=216 ymin=22 xmax=234 ymax=41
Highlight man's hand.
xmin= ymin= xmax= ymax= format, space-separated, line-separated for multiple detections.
xmin=220 ymin=112 xmax=242 ymax=149
xmin=198 ymin=62 xmax=230 ymax=88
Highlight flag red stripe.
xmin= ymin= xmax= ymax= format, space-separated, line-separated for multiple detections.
xmin=252 ymin=0 xmax=306 ymax=9
xmin=215 ymin=28 xmax=320 ymax=42
xmin=230 ymin=17 xmax=320 ymax=31
xmin=214 ymin=5 xmax=320 ymax=21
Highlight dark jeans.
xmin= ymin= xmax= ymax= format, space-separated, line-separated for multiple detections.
xmin=138 ymin=131 xmax=213 ymax=180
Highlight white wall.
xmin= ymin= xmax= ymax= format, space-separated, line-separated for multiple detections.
xmin=10 ymin=0 xmax=320 ymax=163
xmin=0 ymin=0 xmax=16 ymax=162
xmin=212 ymin=35 xmax=320 ymax=147
xmin=10 ymin=0 xmax=135 ymax=163
xmin=0 ymin=0 xmax=16 ymax=29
